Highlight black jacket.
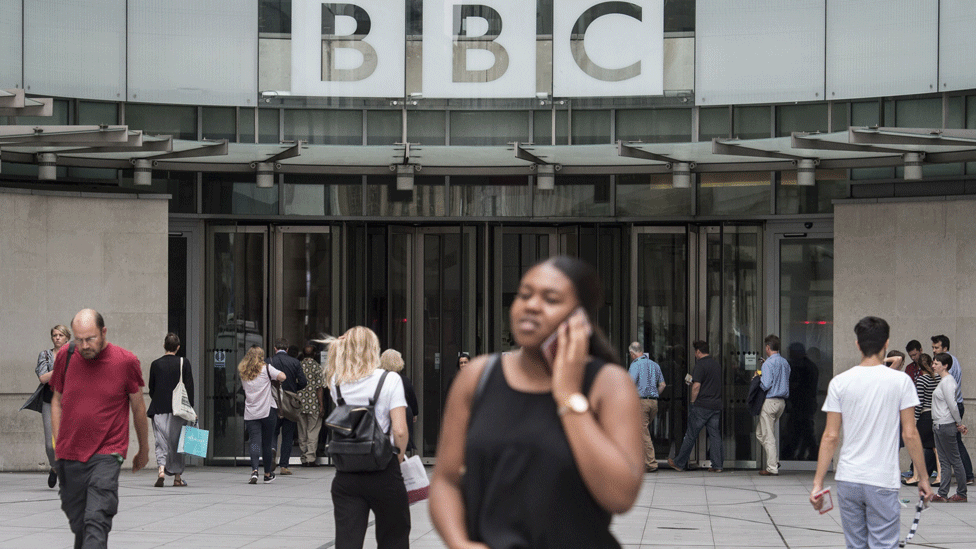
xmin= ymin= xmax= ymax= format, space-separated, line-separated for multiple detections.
xmin=147 ymin=355 xmax=194 ymax=417
xmin=271 ymin=350 xmax=307 ymax=393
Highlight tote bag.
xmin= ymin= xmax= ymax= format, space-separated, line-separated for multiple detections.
xmin=178 ymin=425 xmax=209 ymax=458
xmin=400 ymin=455 xmax=430 ymax=503
xmin=172 ymin=358 xmax=197 ymax=422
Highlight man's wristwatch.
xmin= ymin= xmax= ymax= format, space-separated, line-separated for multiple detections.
xmin=558 ymin=393 xmax=589 ymax=417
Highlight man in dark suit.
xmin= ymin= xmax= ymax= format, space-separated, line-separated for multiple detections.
xmin=271 ymin=338 xmax=307 ymax=475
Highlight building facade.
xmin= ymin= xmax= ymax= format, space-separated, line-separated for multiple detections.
xmin=3 ymin=0 xmax=976 ymax=470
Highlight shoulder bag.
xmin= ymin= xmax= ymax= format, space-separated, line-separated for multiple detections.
xmin=269 ymin=365 xmax=302 ymax=423
xmin=172 ymin=357 xmax=197 ymax=422
xmin=21 ymin=345 xmax=74 ymax=413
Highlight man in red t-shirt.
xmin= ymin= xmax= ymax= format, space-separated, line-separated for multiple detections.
xmin=51 ymin=309 xmax=149 ymax=549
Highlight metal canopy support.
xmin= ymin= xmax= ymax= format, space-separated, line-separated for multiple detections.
xmin=791 ymin=132 xmax=905 ymax=154
xmin=146 ymin=140 xmax=229 ymax=162
xmin=0 ymin=125 xmax=130 ymax=145
xmin=712 ymin=138 xmax=806 ymax=161
xmin=849 ymin=127 xmax=976 ymax=147
xmin=265 ymin=141 xmax=303 ymax=163
xmin=617 ymin=140 xmax=675 ymax=164
xmin=512 ymin=142 xmax=548 ymax=165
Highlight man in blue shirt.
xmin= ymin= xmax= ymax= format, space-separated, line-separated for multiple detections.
xmin=629 ymin=342 xmax=665 ymax=472
xmin=756 ymin=334 xmax=790 ymax=476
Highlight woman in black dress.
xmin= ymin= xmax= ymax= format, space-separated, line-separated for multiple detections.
xmin=430 ymin=256 xmax=643 ymax=549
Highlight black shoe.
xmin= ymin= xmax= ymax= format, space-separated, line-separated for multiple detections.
xmin=47 ymin=469 xmax=57 ymax=489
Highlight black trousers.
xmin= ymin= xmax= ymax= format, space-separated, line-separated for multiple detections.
xmin=57 ymin=454 xmax=122 ymax=549
xmin=331 ymin=456 xmax=411 ymax=549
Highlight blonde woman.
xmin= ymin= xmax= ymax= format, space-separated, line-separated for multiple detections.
xmin=328 ymin=327 xmax=410 ymax=549
xmin=35 ymin=325 xmax=71 ymax=488
xmin=239 ymin=346 xmax=286 ymax=484
xmin=380 ymin=349 xmax=419 ymax=453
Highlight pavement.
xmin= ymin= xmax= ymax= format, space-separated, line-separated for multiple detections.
xmin=2 ymin=466 xmax=975 ymax=549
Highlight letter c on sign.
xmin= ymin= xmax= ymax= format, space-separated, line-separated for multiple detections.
xmin=322 ymin=4 xmax=378 ymax=82
xmin=571 ymin=1 xmax=641 ymax=82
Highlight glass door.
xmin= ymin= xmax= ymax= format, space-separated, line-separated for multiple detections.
xmin=493 ymin=227 xmax=558 ymax=351
xmin=273 ymin=227 xmax=340 ymax=346
xmin=206 ymin=226 xmax=268 ymax=463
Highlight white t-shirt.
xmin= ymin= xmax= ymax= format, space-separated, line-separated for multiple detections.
xmin=329 ymin=369 xmax=407 ymax=443
xmin=242 ymin=364 xmax=282 ymax=421
xmin=823 ymin=364 xmax=920 ymax=490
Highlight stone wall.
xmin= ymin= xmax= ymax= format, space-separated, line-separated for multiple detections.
xmin=834 ymin=197 xmax=976 ymax=458
xmin=0 ymin=189 xmax=168 ymax=471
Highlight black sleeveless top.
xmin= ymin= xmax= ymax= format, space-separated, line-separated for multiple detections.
xmin=463 ymin=354 xmax=621 ymax=549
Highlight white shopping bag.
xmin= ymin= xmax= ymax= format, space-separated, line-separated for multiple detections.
xmin=400 ymin=455 xmax=430 ymax=503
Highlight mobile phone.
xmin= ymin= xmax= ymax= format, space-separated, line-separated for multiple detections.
xmin=542 ymin=307 xmax=591 ymax=366
xmin=814 ymin=487 xmax=833 ymax=514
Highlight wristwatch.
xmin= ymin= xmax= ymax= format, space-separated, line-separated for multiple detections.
xmin=558 ymin=393 xmax=589 ymax=417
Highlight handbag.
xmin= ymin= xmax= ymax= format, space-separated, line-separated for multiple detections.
xmin=178 ymin=424 xmax=210 ymax=457
xmin=325 ymin=370 xmax=395 ymax=472
xmin=172 ymin=357 xmax=197 ymax=422
xmin=21 ymin=344 xmax=75 ymax=413
xmin=400 ymin=455 xmax=430 ymax=503
xmin=269 ymin=365 xmax=302 ymax=423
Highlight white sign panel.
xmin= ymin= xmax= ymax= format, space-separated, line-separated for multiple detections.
xmin=422 ymin=0 xmax=536 ymax=98
xmin=291 ymin=0 xmax=405 ymax=98
xmin=553 ymin=0 xmax=663 ymax=97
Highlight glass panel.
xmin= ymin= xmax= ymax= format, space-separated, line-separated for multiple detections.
xmin=202 ymin=107 xmax=236 ymax=141
xmin=258 ymin=108 xmax=279 ymax=144
xmin=533 ymin=175 xmax=611 ymax=216
xmin=451 ymin=176 xmax=530 ymax=216
xmin=851 ymin=101 xmax=879 ymax=127
xmin=616 ymin=174 xmax=692 ymax=216
xmin=699 ymin=107 xmax=730 ymax=142
xmin=450 ymin=111 xmax=529 ymax=146
xmin=946 ymin=96 xmax=964 ymax=130
xmin=830 ymin=102 xmax=849 ymax=132
xmin=664 ymin=0 xmax=695 ymax=32
xmin=706 ymin=226 xmax=762 ymax=464
xmin=367 ymin=110 xmax=402 ymax=145
xmin=280 ymin=232 xmax=334 ymax=344
xmin=733 ymin=106 xmax=770 ymax=140
xmin=636 ymin=231 xmax=689 ymax=462
xmin=572 ymin=110 xmax=611 ymax=144
xmin=533 ymin=109 xmax=569 ymax=145
xmin=699 ymin=172 xmax=771 ymax=215
xmin=203 ymin=174 xmax=278 ymax=215
xmin=895 ymin=98 xmax=941 ymax=128
xmin=126 ymin=104 xmax=197 ymax=140
xmin=776 ymin=103 xmax=828 ymax=137
xmin=259 ymin=0 xmax=291 ymax=34
xmin=168 ymin=172 xmax=198 ymax=214
xmin=777 ymin=170 xmax=848 ymax=214
xmin=282 ymin=174 xmax=363 ymax=216
xmin=240 ymin=108 xmax=256 ymax=143
xmin=779 ymin=238 xmax=833 ymax=462
xmin=208 ymin=229 xmax=267 ymax=460
xmin=616 ymin=109 xmax=692 ymax=143
xmin=78 ymin=101 xmax=118 ymax=125
xmin=408 ymin=111 xmax=446 ymax=145
xmin=10 ymin=98 xmax=69 ymax=125
xmin=498 ymin=231 xmax=551 ymax=351
xmin=365 ymin=176 xmax=447 ymax=216
xmin=284 ymin=109 xmax=363 ymax=145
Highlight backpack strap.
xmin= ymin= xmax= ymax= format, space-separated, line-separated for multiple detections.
xmin=475 ymin=353 xmax=499 ymax=402
xmin=335 ymin=383 xmax=345 ymax=406
xmin=62 ymin=342 xmax=76 ymax=382
xmin=370 ymin=370 xmax=390 ymax=406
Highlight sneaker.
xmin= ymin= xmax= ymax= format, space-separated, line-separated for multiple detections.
xmin=948 ymin=494 xmax=968 ymax=503
xmin=931 ymin=495 xmax=948 ymax=503
xmin=968 ymin=478 xmax=974 ymax=485
xmin=264 ymin=473 xmax=276 ymax=484
xmin=249 ymin=471 xmax=258 ymax=484
xmin=47 ymin=469 xmax=58 ymax=489
xmin=279 ymin=467 xmax=292 ymax=476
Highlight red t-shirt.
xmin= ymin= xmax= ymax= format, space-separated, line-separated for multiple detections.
xmin=51 ymin=343 xmax=144 ymax=462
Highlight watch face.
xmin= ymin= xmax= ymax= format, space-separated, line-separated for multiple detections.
xmin=568 ymin=394 xmax=588 ymax=413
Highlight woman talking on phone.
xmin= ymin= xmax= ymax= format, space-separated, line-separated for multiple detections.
xmin=429 ymin=256 xmax=644 ymax=549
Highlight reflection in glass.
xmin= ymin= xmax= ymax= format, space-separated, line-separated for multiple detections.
xmin=126 ymin=104 xmax=197 ymax=140
xmin=533 ymin=109 xmax=569 ymax=145
xmin=777 ymin=170 xmax=848 ymax=214
xmin=636 ymin=232 xmax=688 ymax=459
xmin=533 ymin=175 xmax=611 ymax=216
xmin=572 ymin=110 xmax=611 ymax=144
xmin=203 ymin=174 xmax=278 ymax=215
xmin=280 ymin=232 xmax=333 ymax=346
xmin=285 ymin=109 xmax=363 ymax=145
xmin=203 ymin=107 xmax=236 ymax=141
xmin=698 ymin=172 xmax=771 ymax=215
xmin=365 ymin=176 xmax=447 ymax=216
xmin=776 ymin=103 xmax=827 ymax=137
xmin=699 ymin=107 xmax=730 ymax=142
xmin=617 ymin=174 xmax=692 ymax=216
xmin=733 ymin=106 xmax=770 ymax=140
xmin=778 ymin=239 xmax=833 ymax=462
xmin=452 ymin=176 xmax=530 ymax=216
xmin=282 ymin=174 xmax=363 ymax=216
xmin=450 ymin=111 xmax=529 ymax=146
xmin=616 ymin=109 xmax=692 ymax=143
xmin=408 ymin=111 xmax=447 ymax=145
xmin=367 ymin=110 xmax=402 ymax=145
xmin=498 ymin=232 xmax=550 ymax=350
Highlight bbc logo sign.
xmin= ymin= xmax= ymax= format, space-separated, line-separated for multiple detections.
xmin=292 ymin=0 xmax=663 ymax=99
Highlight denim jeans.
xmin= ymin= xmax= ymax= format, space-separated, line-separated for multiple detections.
xmin=674 ymin=405 xmax=723 ymax=470
xmin=245 ymin=409 xmax=277 ymax=474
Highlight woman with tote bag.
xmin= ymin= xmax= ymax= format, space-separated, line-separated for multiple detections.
xmin=146 ymin=333 xmax=195 ymax=487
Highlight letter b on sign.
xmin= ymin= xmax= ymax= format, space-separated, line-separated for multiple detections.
xmin=322 ymin=4 xmax=378 ymax=81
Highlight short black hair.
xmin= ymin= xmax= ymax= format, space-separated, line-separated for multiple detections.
xmin=855 ymin=316 xmax=889 ymax=357
xmin=764 ymin=334 xmax=781 ymax=352
xmin=906 ymin=340 xmax=922 ymax=353
xmin=164 ymin=333 xmax=181 ymax=353
xmin=931 ymin=334 xmax=950 ymax=350
xmin=692 ymin=340 xmax=709 ymax=354
xmin=274 ymin=337 xmax=288 ymax=350
xmin=934 ymin=352 xmax=953 ymax=369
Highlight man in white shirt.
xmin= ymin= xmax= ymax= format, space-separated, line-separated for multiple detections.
xmin=811 ymin=316 xmax=932 ymax=548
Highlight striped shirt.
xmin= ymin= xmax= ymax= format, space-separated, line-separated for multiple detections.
xmin=914 ymin=373 xmax=938 ymax=421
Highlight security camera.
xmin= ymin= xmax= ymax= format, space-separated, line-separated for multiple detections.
xmin=804 ymin=222 xmax=813 ymax=229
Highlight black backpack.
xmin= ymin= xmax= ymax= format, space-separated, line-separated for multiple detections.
xmin=325 ymin=370 xmax=394 ymax=472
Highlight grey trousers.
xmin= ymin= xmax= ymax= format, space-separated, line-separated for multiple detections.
xmin=836 ymin=480 xmax=900 ymax=549
xmin=42 ymin=402 xmax=56 ymax=469
xmin=57 ymin=454 xmax=121 ymax=549
xmin=934 ymin=422 xmax=967 ymax=498
xmin=152 ymin=414 xmax=187 ymax=475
